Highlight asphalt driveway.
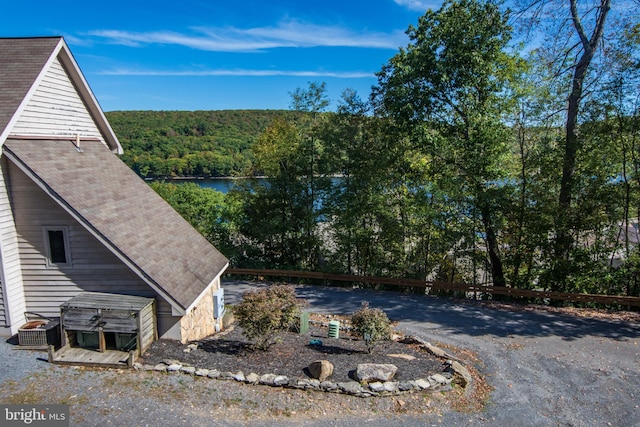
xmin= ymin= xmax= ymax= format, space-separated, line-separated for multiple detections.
xmin=226 ymin=280 xmax=640 ymax=426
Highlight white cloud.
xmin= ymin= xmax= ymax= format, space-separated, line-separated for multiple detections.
xmin=88 ymin=19 xmax=406 ymax=52
xmin=393 ymin=0 xmax=441 ymax=12
xmin=98 ymin=68 xmax=375 ymax=78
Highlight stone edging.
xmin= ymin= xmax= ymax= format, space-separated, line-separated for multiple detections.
xmin=133 ymin=336 xmax=472 ymax=398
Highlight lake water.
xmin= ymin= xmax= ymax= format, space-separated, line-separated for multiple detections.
xmin=175 ymin=178 xmax=237 ymax=193
xmin=175 ymin=177 xmax=343 ymax=196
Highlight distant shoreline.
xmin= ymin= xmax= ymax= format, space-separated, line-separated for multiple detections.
xmin=147 ymin=175 xmax=266 ymax=181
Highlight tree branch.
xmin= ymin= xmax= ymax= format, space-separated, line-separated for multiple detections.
xmin=570 ymin=0 xmax=590 ymax=48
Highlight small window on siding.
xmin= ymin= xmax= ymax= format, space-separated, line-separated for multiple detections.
xmin=44 ymin=227 xmax=70 ymax=266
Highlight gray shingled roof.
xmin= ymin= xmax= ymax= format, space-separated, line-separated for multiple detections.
xmin=0 ymin=37 xmax=62 ymax=135
xmin=3 ymin=138 xmax=228 ymax=312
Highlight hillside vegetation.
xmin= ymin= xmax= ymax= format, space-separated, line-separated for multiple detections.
xmin=106 ymin=110 xmax=307 ymax=178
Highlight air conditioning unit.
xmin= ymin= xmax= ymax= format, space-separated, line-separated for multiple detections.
xmin=213 ymin=288 xmax=225 ymax=318
xmin=115 ymin=333 xmax=137 ymax=351
xmin=77 ymin=331 xmax=99 ymax=349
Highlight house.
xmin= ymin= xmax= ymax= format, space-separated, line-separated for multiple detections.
xmin=0 ymin=37 xmax=229 ymax=344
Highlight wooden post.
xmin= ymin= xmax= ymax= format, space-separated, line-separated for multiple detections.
xmin=60 ymin=309 xmax=67 ymax=348
xmin=98 ymin=326 xmax=106 ymax=353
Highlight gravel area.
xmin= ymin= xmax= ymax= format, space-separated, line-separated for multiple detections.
xmin=0 ymin=341 xmax=467 ymax=427
xmin=0 ymin=338 xmax=54 ymax=385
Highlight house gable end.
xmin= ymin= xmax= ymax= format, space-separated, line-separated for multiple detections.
xmin=0 ymin=37 xmax=122 ymax=154
xmin=10 ymin=57 xmax=106 ymax=144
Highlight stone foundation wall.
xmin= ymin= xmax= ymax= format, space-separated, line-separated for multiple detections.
xmin=179 ymin=284 xmax=218 ymax=343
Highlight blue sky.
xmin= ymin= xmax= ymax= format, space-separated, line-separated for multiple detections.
xmin=3 ymin=0 xmax=443 ymax=111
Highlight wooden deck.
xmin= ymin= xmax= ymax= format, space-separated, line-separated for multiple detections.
xmin=48 ymin=345 xmax=134 ymax=368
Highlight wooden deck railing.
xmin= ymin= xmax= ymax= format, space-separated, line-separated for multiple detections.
xmin=225 ymin=268 xmax=640 ymax=307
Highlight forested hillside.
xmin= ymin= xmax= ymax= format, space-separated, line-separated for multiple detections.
xmin=106 ymin=110 xmax=307 ymax=178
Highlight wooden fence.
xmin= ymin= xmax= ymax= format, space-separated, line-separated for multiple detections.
xmin=225 ymin=268 xmax=640 ymax=308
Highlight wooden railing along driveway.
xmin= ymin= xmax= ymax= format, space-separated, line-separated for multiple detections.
xmin=225 ymin=268 xmax=640 ymax=307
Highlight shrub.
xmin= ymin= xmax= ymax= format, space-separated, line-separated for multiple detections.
xmin=233 ymin=284 xmax=305 ymax=351
xmin=350 ymin=301 xmax=392 ymax=354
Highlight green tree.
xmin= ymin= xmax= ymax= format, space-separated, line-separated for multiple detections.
xmin=236 ymin=117 xmax=318 ymax=268
xmin=290 ymin=82 xmax=331 ymax=268
xmin=321 ymin=89 xmax=374 ymax=274
xmin=515 ymin=0 xmax=613 ymax=291
xmin=373 ymin=0 xmax=523 ymax=287
xmin=320 ymin=89 xmax=442 ymax=279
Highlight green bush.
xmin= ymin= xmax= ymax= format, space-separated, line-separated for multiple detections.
xmin=350 ymin=301 xmax=392 ymax=354
xmin=233 ymin=285 xmax=305 ymax=351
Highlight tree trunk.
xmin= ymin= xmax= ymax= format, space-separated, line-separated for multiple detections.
xmin=552 ymin=0 xmax=611 ymax=290
xmin=480 ymin=202 xmax=506 ymax=288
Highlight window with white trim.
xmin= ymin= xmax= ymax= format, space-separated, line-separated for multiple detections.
xmin=44 ymin=227 xmax=71 ymax=266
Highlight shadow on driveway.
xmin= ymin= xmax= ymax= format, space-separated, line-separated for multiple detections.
xmin=224 ymin=280 xmax=640 ymax=342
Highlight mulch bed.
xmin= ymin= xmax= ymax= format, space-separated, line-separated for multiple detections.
xmin=140 ymin=322 xmax=445 ymax=383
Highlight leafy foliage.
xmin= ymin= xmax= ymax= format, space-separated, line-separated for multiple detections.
xmin=233 ymin=285 xmax=305 ymax=351
xmin=350 ymin=302 xmax=392 ymax=354
xmin=373 ymin=0 xmax=524 ymax=288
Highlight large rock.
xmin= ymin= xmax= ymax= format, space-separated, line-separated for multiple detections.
xmin=383 ymin=381 xmax=399 ymax=392
xmin=429 ymin=373 xmax=452 ymax=387
xmin=413 ymin=379 xmax=430 ymax=390
xmin=338 ymin=381 xmax=365 ymax=395
xmin=446 ymin=360 xmax=472 ymax=388
xmin=245 ymin=373 xmax=260 ymax=384
xmin=259 ymin=373 xmax=277 ymax=386
xmin=180 ymin=366 xmax=196 ymax=375
xmin=356 ymin=363 xmax=398 ymax=383
xmin=369 ymin=381 xmax=385 ymax=392
xmin=195 ymin=368 xmax=209 ymax=377
xmin=308 ymin=360 xmax=334 ymax=381
xmin=273 ymin=375 xmax=289 ymax=386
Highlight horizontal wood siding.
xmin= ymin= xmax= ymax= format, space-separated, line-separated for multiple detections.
xmin=8 ymin=162 xmax=162 ymax=319
xmin=62 ymin=308 xmax=138 ymax=333
xmin=0 ymin=276 xmax=4 ymax=327
xmin=11 ymin=58 xmax=104 ymax=141
xmin=62 ymin=308 xmax=101 ymax=330
xmin=101 ymin=311 xmax=138 ymax=333
xmin=0 ymin=158 xmax=27 ymax=328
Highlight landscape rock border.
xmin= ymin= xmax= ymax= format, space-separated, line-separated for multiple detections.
xmin=134 ymin=335 xmax=473 ymax=398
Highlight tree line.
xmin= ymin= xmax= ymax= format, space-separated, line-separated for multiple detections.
xmin=106 ymin=109 xmax=307 ymax=178
xmin=147 ymin=0 xmax=639 ymax=301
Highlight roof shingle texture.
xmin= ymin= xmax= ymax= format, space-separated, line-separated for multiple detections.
xmin=4 ymin=139 xmax=228 ymax=311
xmin=0 ymin=37 xmax=62 ymax=135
